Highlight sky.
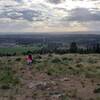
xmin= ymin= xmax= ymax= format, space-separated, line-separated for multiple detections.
xmin=0 ymin=0 xmax=100 ymax=33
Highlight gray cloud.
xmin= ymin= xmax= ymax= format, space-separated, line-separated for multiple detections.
xmin=46 ymin=0 xmax=65 ymax=4
xmin=0 ymin=0 xmax=100 ymax=32
xmin=19 ymin=10 xmax=42 ymax=21
xmin=0 ymin=8 xmax=47 ymax=21
xmin=63 ymin=8 xmax=100 ymax=22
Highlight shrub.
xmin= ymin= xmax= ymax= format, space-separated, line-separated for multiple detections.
xmin=35 ymin=63 xmax=46 ymax=71
xmin=46 ymin=65 xmax=67 ymax=76
xmin=0 ymin=66 xmax=19 ymax=89
xmin=94 ymin=87 xmax=100 ymax=93
xmin=61 ymin=95 xmax=70 ymax=100
xmin=8 ymin=59 xmax=11 ymax=62
xmin=48 ymin=54 xmax=53 ymax=57
xmin=88 ymin=58 xmax=97 ymax=64
xmin=51 ymin=57 xmax=62 ymax=63
xmin=75 ymin=63 xmax=83 ymax=68
xmin=34 ymin=55 xmax=42 ymax=59
xmin=62 ymin=57 xmax=73 ymax=65
xmin=62 ymin=57 xmax=73 ymax=62
xmin=15 ymin=58 xmax=21 ymax=61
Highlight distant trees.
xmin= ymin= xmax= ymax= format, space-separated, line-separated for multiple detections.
xmin=93 ymin=43 xmax=100 ymax=53
xmin=0 ymin=42 xmax=100 ymax=57
xmin=0 ymin=52 xmax=16 ymax=57
xmin=69 ymin=42 xmax=78 ymax=53
xmin=69 ymin=42 xmax=100 ymax=54
xmin=21 ymin=42 xmax=100 ymax=55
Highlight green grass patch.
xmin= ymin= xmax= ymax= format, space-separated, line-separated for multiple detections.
xmin=46 ymin=64 xmax=67 ymax=76
xmin=0 ymin=66 xmax=19 ymax=89
xmin=51 ymin=57 xmax=62 ymax=63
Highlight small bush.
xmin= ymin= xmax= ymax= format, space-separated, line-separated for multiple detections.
xmin=48 ymin=54 xmax=53 ymax=57
xmin=1 ymin=84 xmax=10 ymax=90
xmin=34 ymin=55 xmax=42 ymax=59
xmin=32 ymin=59 xmax=41 ymax=64
xmin=61 ymin=95 xmax=70 ymax=100
xmin=62 ymin=57 xmax=69 ymax=65
xmin=62 ymin=57 xmax=73 ymax=61
xmin=75 ymin=63 xmax=83 ymax=68
xmin=15 ymin=58 xmax=21 ymax=61
xmin=51 ymin=57 xmax=62 ymax=63
xmin=46 ymin=66 xmax=67 ymax=76
xmin=62 ymin=57 xmax=68 ymax=61
xmin=84 ymin=71 xmax=95 ymax=78
xmin=88 ymin=58 xmax=97 ymax=64
xmin=8 ymin=59 xmax=11 ymax=62
xmin=94 ymin=87 xmax=100 ymax=93
xmin=0 ymin=66 xmax=19 ymax=89
xmin=35 ymin=63 xmax=45 ymax=71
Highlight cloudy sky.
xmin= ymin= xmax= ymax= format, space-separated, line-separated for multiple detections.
xmin=0 ymin=0 xmax=100 ymax=32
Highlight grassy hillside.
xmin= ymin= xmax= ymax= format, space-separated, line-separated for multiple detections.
xmin=0 ymin=54 xmax=100 ymax=100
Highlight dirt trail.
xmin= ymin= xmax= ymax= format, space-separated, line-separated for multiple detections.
xmin=16 ymin=66 xmax=100 ymax=100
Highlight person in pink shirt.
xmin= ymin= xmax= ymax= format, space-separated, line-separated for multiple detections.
xmin=26 ymin=54 xmax=33 ymax=65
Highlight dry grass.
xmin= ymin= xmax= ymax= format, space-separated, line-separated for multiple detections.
xmin=0 ymin=54 xmax=100 ymax=100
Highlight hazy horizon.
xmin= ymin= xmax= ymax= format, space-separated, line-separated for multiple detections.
xmin=0 ymin=31 xmax=100 ymax=35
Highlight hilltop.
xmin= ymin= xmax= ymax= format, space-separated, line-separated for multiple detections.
xmin=0 ymin=54 xmax=100 ymax=100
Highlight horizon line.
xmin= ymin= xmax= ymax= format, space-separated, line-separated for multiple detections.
xmin=0 ymin=31 xmax=100 ymax=35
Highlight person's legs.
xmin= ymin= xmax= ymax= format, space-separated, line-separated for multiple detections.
xmin=29 ymin=60 xmax=32 ymax=65
xmin=27 ymin=60 xmax=30 ymax=65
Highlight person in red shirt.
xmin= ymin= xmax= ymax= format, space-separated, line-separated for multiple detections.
xmin=26 ymin=54 xmax=33 ymax=65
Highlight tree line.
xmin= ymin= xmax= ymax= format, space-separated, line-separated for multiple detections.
xmin=0 ymin=42 xmax=100 ymax=56
xmin=69 ymin=42 xmax=100 ymax=54
xmin=23 ymin=42 xmax=100 ymax=55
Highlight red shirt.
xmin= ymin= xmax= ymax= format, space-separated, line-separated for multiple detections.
xmin=26 ymin=55 xmax=32 ymax=61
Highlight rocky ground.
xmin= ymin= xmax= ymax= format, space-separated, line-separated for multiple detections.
xmin=0 ymin=54 xmax=100 ymax=100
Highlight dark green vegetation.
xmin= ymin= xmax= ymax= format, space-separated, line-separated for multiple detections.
xmin=0 ymin=54 xmax=100 ymax=100
xmin=0 ymin=41 xmax=100 ymax=57
xmin=0 ymin=45 xmax=43 ymax=56
xmin=0 ymin=34 xmax=100 ymax=56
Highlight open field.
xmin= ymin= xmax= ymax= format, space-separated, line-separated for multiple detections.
xmin=0 ymin=46 xmax=42 ymax=55
xmin=0 ymin=54 xmax=100 ymax=100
